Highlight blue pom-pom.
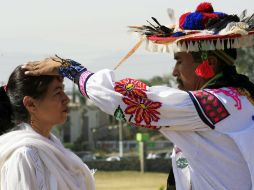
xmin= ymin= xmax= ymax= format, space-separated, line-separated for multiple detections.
xmin=214 ymin=12 xmax=227 ymax=18
xmin=182 ymin=12 xmax=204 ymax=30
xmin=172 ymin=32 xmax=186 ymax=37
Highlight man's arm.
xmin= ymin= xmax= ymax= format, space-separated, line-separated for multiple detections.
xmin=23 ymin=57 xmax=211 ymax=131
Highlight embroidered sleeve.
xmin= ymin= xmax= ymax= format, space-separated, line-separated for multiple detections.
xmin=77 ymin=70 xmax=94 ymax=97
xmin=187 ymin=90 xmax=230 ymax=129
xmin=80 ymin=69 xmax=211 ymax=131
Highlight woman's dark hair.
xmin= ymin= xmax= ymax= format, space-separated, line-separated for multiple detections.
xmin=0 ymin=65 xmax=56 ymax=135
xmin=0 ymin=86 xmax=13 ymax=135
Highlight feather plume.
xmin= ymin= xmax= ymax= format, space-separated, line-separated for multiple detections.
xmin=114 ymin=38 xmax=145 ymax=70
xmin=167 ymin=8 xmax=176 ymax=24
xmin=239 ymin=10 xmax=247 ymax=21
xmin=207 ymin=15 xmax=240 ymax=34
xmin=129 ymin=17 xmax=173 ymax=37
xmin=245 ymin=13 xmax=254 ymax=29
xmin=151 ymin=17 xmax=162 ymax=26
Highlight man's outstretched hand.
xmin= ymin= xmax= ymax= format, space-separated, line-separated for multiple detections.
xmin=22 ymin=57 xmax=61 ymax=76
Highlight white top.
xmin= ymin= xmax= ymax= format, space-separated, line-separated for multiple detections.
xmin=80 ymin=69 xmax=254 ymax=190
xmin=0 ymin=124 xmax=95 ymax=190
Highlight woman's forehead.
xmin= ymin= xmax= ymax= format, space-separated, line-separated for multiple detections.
xmin=48 ymin=77 xmax=64 ymax=91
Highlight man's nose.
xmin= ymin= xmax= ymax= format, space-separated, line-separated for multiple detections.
xmin=172 ymin=65 xmax=178 ymax=77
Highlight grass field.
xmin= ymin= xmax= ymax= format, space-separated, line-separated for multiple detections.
xmin=94 ymin=171 xmax=168 ymax=190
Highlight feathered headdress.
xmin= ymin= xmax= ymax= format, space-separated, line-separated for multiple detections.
xmin=115 ymin=2 xmax=254 ymax=77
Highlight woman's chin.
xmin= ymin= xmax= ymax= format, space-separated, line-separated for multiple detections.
xmin=56 ymin=115 xmax=68 ymax=125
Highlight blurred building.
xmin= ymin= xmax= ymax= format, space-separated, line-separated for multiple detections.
xmin=57 ymin=87 xmax=111 ymax=150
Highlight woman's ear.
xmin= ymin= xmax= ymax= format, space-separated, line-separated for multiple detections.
xmin=23 ymin=96 xmax=37 ymax=114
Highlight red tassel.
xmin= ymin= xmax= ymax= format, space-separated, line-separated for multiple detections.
xmin=195 ymin=60 xmax=215 ymax=79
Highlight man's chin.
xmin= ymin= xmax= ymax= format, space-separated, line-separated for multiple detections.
xmin=178 ymin=84 xmax=189 ymax=91
xmin=177 ymin=84 xmax=183 ymax=90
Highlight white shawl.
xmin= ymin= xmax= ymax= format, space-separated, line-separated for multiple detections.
xmin=0 ymin=124 xmax=95 ymax=190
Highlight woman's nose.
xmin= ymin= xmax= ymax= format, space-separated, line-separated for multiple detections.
xmin=63 ymin=93 xmax=70 ymax=104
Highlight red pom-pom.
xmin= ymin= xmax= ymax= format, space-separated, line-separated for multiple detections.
xmin=196 ymin=2 xmax=214 ymax=13
xmin=195 ymin=60 xmax=215 ymax=79
xmin=201 ymin=13 xmax=219 ymax=27
xmin=179 ymin=12 xmax=191 ymax=29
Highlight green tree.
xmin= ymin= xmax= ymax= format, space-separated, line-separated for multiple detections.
xmin=139 ymin=74 xmax=175 ymax=87
xmin=139 ymin=79 xmax=152 ymax=86
xmin=150 ymin=76 xmax=164 ymax=86
xmin=236 ymin=47 xmax=254 ymax=82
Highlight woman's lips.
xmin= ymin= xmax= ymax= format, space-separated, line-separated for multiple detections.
xmin=63 ymin=108 xmax=69 ymax=113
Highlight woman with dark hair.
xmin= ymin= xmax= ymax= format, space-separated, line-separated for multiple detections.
xmin=0 ymin=66 xmax=95 ymax=190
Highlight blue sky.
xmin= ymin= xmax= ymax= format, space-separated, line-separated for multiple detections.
xmin=0 ymin=0 xmax=253 ymax=89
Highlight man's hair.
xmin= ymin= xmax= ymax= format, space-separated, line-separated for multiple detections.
xmin=191 ymin=48 xmax=237 ymax=65
xmin=191 ymin=49 xmax=254 ymax=99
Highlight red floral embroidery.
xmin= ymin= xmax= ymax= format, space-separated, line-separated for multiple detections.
xmin=123 ymin=96 xmax=161 ymax=125
xmin=114 ymin=78 xmax=147 ymax=98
